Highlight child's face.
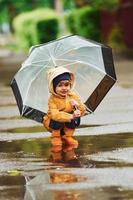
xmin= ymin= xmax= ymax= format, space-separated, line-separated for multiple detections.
xmin=55 ymin=80 xmax=71 ymax=97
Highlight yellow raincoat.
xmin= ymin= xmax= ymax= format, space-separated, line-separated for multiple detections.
xmin=43 ymin=67 xmax=86 ymax=132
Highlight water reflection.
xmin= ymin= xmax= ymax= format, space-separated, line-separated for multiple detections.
xmin=24 ymin=170 xmax=86 ymax=200
xmin=0 ymin=133 xmax=133 ymax=199
xmin=49 ymin=144 xmax=82 ymax=168
xmin=25 ymin=188 xmax=80 ymax=200
xmin=0 ymin=133 xmax=133 ymax=174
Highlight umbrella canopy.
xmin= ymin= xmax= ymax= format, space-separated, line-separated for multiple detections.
xmin=11 ymin=35 xmax=116 ymax=123
xmin=24 ymin=173 xmax=53 ymax=200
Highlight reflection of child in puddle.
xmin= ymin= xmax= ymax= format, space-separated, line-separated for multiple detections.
xmin=54 ymin=191 xmax=79 ymax=200
xmin=50 ymin=172 xmax=83 ymax=200
xmin=50 ymin=144 xmax=81 ymax=167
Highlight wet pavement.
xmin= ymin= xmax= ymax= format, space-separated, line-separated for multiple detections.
xmin=0 ymin=133 xmax=133 ymax=200
xmin=0 ymin=50 xmax=133 ymax=199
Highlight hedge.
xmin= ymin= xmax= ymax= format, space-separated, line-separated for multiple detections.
xmin=65 ymin=6 xmax=101 ymax=42
xmin=13 ymin=8 xmax=59 ymax=50
xmin=91 ymin=0 xmax=119 ymax=11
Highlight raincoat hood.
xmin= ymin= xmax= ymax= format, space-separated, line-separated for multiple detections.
xmin=47 ymin=67 xmax=75 ymax=95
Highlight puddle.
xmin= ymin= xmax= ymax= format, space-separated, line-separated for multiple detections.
xmin=1 ymin=168 xmax=133 ymax=200
xmin=0 ymin=133 xmax=133 ymax=171
xmin=1 ymin=124 xmax=101 ymax=133
xmin=6 ymin=126 xmax=45 ymax=133
xmin=86 ymin=147 xmax=133 ymax=164
xmin=0 ymin=133 xmax=133 ymax=199
xmin=1 ymin=185 xmax=133 ymax=200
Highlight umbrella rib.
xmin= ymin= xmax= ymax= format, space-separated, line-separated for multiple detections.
xmin=29 ymin=46 xmax=56 ymax=66
xmin=57 ymin=45 xmax=99 ymax=58
xmin=28 ymin=59 xmax=50 ymax=65
xmin=46 ymin=48 xmax=57 ymax=67
xmin=57 ymin=48 xmax=76 ymax=58
xmin=21 ymin=63 xmax=44 ymax=69
xmin=78 ymin=60 xmax=106 ymax=75
xmin=54 ymin=42 xmax=64 ymax=56
xmin=58 ymin=60 xmax=79 ymax=68
xmin=38 ymin=46 xmax=52 ymax=59
xmin=59 ymin=57 xmax=114 ymax=79
xmin=21 ymin=60 xmax=51 ymax=72
xmin=19 ymin=63 xmax=41 ymax=73
xmin=58 ymin=58 xmax=106 ymax=75
xmin=57 ymin=46 xmax=81 ymax=58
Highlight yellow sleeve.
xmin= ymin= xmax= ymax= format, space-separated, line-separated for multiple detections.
xmin=48 ymin=97 xmax=73 ymax=122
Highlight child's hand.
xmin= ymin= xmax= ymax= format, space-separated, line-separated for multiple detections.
xmin=73 ymin=109 xmax=81 ymax=118
xmin=70 ymin=99 xmax=79 ymax=109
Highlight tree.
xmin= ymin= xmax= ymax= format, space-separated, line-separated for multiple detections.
xmin=0 ymin=0 xmax=55 ymax=32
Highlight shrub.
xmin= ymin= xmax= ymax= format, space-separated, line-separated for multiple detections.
xmin=65 ymin=6 xmax=101 ymax=42
xmin=36 ymin=18 xmax=58 ymax=43
xmin=65 ymin=11 xmax=77 ymax=34
xmin=91 ymin=0 xmax=119 ymax=11
xmin=13 ymin=8 xmax=59 ymax=50
xmin=108 ymin=25 xmax=126 ymax=49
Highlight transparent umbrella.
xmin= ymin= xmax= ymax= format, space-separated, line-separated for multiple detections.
xmin=24 ymin=173 xmax=53 ymax=200
xmin=11 ymin=35 xmax=116 ymax=123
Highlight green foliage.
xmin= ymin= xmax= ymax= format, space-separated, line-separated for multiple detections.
xmin=108 ymin=25 xmax=126 ymax=49
xmin=65 ymin=6 xmax=101 ymax=41
xmin=65 ymin=10 xmax=77 ymax=34
xmin=13 ymin=8 xmax=59 ymax=50
xmin=63 ymin=0 xmax=75 ymax=11
xmin=0 ymin=0 xmax=55 ymax=32
xmin=91 ymin=0 xmax=119 ymax=11
xmin=0 ymin=7 xmax=9 ymax=23
xmin=36 ymin=18 xmax=59 ymax=43
xmin=0 ymin=0 xmax=54 ymax=13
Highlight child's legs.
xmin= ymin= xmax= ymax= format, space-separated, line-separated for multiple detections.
xmin=43 ymin=116 xmax=63 ymax=146
xmin=62 ymin=127 xmax=78 ymax=147
xmin=51 ymin=129 xmax=62 ymax=146
xmin=64 ymin=127 xmax=75 ymax=136
xmin=49 ymin=119 xmax=63 ymax=146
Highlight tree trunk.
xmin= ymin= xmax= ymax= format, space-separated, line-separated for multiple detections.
xmin=7 ymin=3 xmax=17 ymax=33
xmin=54 ymin=0 xmax=63 ymax=15
xmin=54 ymin=0 xmax=67 ymax=35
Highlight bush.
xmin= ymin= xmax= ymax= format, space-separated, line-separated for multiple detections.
xmin=65 ymin=11 xmax=77 ymax=34
xmin=65 ymin=6 xmax=101 ymax=42
xmin=91 ymin=0 xmax=119 ymax=11
xmin=108 ymin=25 xmax=126 ymax=49
xmin=13 ymin=8 xmax=59 ymax=50
xmin=36 ymin=18 xmax=58 ymax=43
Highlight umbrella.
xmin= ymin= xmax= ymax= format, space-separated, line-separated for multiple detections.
xmin=11 ymin=35 xmax=116 ymax=123
xmin=24 ymin=173 xmax=54 ymax=200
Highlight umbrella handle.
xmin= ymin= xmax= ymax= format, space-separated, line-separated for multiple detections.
xmin=73 ymin=104 xmax=78 ymax=111
xmin=70 ymin=99 xmax=79 ymax=111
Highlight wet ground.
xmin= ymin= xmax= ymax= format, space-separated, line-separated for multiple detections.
xmin=0 ymin=134 xmax=133 ymax=200
xmin=0 ymin=49 xmax=133 ymax=199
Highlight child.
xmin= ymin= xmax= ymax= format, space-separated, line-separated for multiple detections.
xmin=43 ymin=67 xmax=86 ymax=147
